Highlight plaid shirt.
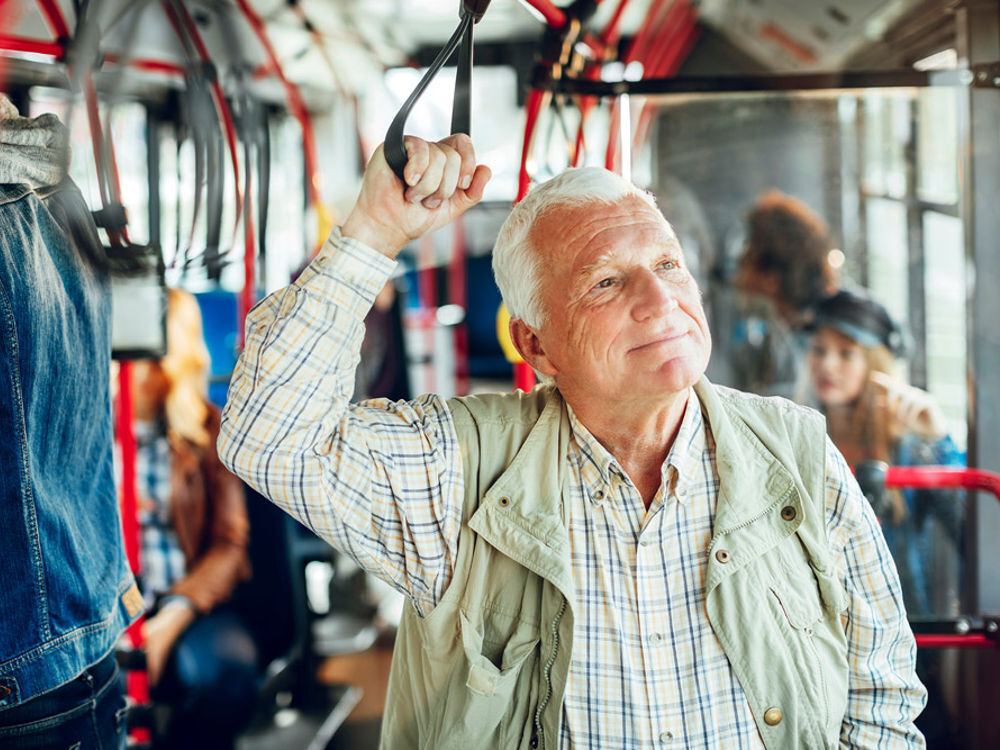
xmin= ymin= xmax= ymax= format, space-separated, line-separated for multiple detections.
xmin=221 ymin=229 xmax=925 ymax=748
xmin=133 ymin=419 xmax=186 ymax=608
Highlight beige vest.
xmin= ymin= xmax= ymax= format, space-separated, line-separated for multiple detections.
xmin=380 ymin=378 xmax=849 ymax=749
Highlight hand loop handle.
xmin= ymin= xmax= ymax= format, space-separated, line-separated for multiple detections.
xmin=383 ymin=1 xmax=491 ymax=183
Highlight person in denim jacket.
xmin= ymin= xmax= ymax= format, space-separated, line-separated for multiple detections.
xmin=0 ymin=94 xmax=140 ymax=748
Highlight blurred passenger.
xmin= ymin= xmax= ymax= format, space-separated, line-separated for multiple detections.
xmin=733 ymin=190 xmax=839 ymax=397
xmin=354 ymin=280 xmax=410 ymax=403
xmin=125 ymin=288 xmax=257 ymax=749
xmin=1 ymin=94 xmax=137 ymax=748
xmin=804 ymin=289 xmax=964 ymax=617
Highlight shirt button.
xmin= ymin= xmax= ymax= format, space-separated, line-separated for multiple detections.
xmin=639 ymin=537 xmax=652 ymax=547
xmin=649 ymin=632 xmax=663 ymax=644
xmin=659 ymin=730 xmax=674 ymax=743
xmin=593 ymin=489 xmax=605 ymax=502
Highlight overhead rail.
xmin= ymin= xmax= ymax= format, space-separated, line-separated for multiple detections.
xmin=539 ymin=68 xmax=957 ymax=96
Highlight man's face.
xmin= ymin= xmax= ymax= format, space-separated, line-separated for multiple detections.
xmin=525 ymin=196 xmax=711 ymax=411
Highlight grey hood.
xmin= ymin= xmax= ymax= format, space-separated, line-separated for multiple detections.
xmin=0 ymin=94 xmax=70 ymax=188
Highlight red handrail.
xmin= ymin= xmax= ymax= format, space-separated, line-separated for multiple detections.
xmin=0 ymin=33 xmax=63 ymax=57
xmin=916 ymin=634 xmax=995 ymax=649
xmin=36 ymin=0 xmax=70 ymax=39
xmin=519 ymin=0 xmax=567 ymax=29
xmin=885 ymin=466 xmax=1000 ymax=497
xmin=881 ymin=465 xmax=1000 ymax=649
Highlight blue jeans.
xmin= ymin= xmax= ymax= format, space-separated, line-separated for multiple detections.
xmin=0 ymin=651 xmax=127 ymax=749
xmin=154 ymin=610 xmax=259 ymax=749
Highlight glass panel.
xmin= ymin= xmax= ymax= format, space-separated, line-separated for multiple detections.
xmin=862 ymin=91 xmax=911 ymax=199
xmin=923 ymin=211 xmax=967 ymax=448
xmin=263 ymin=116 xmax=306 ymax=293
xmin=864 ymin=196 xmax=909 ymax=337
xmin=108 ymin=103 xmax=150 ymax=247
xmin=917 ymin=88 xmax=960 ymax=205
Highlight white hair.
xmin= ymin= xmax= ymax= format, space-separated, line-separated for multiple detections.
xmin=492 ymin=167 xmax=660 ymax=328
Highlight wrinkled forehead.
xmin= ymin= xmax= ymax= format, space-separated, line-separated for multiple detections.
xmin=530 ymin=195 xmax=680 ymax=260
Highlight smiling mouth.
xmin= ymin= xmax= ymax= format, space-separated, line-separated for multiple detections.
xmin=630 ymin=332 xmax=686 ymax=353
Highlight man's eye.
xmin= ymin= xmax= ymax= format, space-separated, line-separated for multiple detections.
xmin=594 ymin=277 xmax=615 ymax=289
xmin=657 ymin=259 xmax=679 ymax=271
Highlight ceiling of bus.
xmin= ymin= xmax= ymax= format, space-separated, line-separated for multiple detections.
xmin=0 ymin=0 xmax=946 ymax=104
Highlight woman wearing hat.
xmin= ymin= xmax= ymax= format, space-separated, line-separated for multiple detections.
xmin=805 ymin=289 xmax=964 ymax=618
xmin=807 ymin=289 xmax=968 ymax=744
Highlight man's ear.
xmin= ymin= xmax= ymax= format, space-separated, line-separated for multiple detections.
xmin=509 ymin=318 xmax=558 ymax=376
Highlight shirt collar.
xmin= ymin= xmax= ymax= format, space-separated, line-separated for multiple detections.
xmin=662 ymin=390 xmax=706 ymax=503
xmin=566 ymin=388 xmax=705 ymax=506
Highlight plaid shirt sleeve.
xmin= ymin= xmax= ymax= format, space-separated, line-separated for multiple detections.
xmin=824 ymin=436 xmax=928 ymax=748
xmin=218 ymin=228 xmax=464 ymax=616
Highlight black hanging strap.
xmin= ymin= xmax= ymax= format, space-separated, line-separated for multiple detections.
xmin=383 ymin=0 xmax=492 ymax=183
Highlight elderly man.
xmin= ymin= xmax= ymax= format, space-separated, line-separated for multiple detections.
xmin=219 ymin=135 xmax=925 ymax=749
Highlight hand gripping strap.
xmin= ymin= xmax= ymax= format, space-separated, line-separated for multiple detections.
xmin=383 ymin=1 xmax=492 ymax=182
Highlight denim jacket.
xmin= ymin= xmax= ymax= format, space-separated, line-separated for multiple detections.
xmin=0 ymin=178 xmax=140 ymax=709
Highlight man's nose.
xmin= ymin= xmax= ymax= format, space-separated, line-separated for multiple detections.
xmin=631 ymin=270 xmax=678 ymax=320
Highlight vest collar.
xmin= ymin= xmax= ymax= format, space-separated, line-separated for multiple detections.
xmin=467 ymin=388 xmax=577 ymax=604
xmin=694 ymin=378 xmax=799 ymax=528
xmin=467 ymin=379 xmax=807 ymax=602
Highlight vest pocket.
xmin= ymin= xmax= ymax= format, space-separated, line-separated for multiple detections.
xmin=448 ymin=610 xmax=539 ymax=745
xmin=768 ymin=583 xmax=823 ymax=630
xmin=768 ymin=583 xmax=832 ymax=739
xmin=459 ymin=610 xmax=539 ymax=694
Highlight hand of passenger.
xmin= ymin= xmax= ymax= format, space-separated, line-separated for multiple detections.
xmin=342 ymin=134 xmax=491 ymax=258
xmin=142 ymin=599 xmax=196 ymax=686
xmin=870 ymin=371 xmax=948 ymax=440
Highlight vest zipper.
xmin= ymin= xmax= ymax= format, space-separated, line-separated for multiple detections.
xmin=532 ymin=597 xmax=567 ymax=750
xmin=715 ymin=486 xmax=795 ymax=537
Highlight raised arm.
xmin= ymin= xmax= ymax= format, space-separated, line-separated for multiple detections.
xmin=219 ymin=136 xmax=490 ymax=615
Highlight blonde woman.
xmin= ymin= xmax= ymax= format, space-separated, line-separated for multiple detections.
xmin=126 ymin=289 xmax=257 ymax=749
xmin=804 ymin=289 xmax=964 ymax=618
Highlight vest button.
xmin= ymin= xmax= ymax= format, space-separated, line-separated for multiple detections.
xmin=764 ymin=706 xmax=783 ymax=725
xmin=780 ymin=505 xmax=796 ymax=521
xmin=498 ymin=496 xmax=511 ymax=507
xmin=715 ymin=549 xmax=730 ymax=563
